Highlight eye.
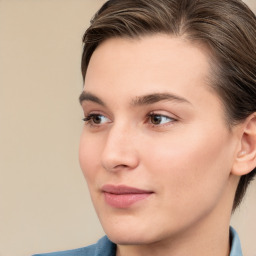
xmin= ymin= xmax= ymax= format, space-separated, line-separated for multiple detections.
xmin=148 ymin=113 xmax=176 ymax=125
xmin=83 ymin=114 xmax=110 ymax=125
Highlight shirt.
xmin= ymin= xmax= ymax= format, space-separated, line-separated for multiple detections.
xmin=33 ymin=226 xmax=243 ymax=256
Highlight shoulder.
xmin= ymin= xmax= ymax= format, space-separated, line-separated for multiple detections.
xmin=32 ymin=244 xmax=97 ymax=256
xmin=33 ymin=236 xmax=116 ymax=256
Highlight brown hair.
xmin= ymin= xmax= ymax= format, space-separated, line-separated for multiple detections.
xmin=81 ymin=0 xmax=256 ymax=210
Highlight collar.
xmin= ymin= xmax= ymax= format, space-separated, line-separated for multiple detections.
xmin=230 ymin=226 xmax=243 ymax=256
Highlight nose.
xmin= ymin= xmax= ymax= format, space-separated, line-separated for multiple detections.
xmin=101 ymin=123 xmax=139 ymax=172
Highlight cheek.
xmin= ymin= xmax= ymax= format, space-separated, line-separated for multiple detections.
xmin=142 ymin=124 xmax=233 ymax=204
xmin=79 ymin=132 xmax=102 ymax=183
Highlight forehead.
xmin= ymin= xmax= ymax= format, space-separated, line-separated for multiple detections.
xmin=85 ymin=34 xmax=214 ymax=98
xmin=87 ymin=35 xmax=211 ymax=82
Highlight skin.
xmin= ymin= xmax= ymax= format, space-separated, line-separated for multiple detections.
xmin=79 ymin=34 xmax=242 ymax=256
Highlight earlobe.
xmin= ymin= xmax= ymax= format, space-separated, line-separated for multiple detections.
xmin=232 ymin=113 xmax=256 ymax=176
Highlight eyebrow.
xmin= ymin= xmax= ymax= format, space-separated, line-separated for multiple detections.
xmin=79 ymin=91 xmax=105 ymax=106
xmin=131 ymin=93 xmax=191 ymax=106
xmin=79 ymin=91 xmax=191 ymax=107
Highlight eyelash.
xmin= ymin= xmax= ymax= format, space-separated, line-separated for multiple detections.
xmin=82 ymin=114 xmax=109 ymax=127
xmin=82 ymin=112 xmax=177 ymax=128
xmin=146 ymin=112 xmax=177 ymax=127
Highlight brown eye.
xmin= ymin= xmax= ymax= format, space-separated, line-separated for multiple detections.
xmin=150 ymin=114 xmax=162 ymax=125
xmin=92 ymin=115 xmax=103 ymax=124
xmin=149 ymin=114 xmax=175 ymax=125
xmin=83 ymin=114 xmax=110 ymax=125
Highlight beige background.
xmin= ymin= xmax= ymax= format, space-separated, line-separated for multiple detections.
xmin=0 ymin=0 xmax=255 ymax=256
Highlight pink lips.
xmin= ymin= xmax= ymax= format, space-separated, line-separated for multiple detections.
xmin=102 ymin=185 xmax=153 ymax=208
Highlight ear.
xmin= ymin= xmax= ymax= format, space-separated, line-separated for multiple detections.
xmin=232 ymin=113 xmax=256 ymax=176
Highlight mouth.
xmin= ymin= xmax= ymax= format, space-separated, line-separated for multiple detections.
xmin=101 ymin=185 xmax=154 ymax=209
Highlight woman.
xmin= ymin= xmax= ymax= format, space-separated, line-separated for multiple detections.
xmin=34 ymin=0 xmax=256 ymax=255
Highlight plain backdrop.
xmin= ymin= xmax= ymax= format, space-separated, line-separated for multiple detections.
xmin=0 ymin=0 xmax=255 ymax=255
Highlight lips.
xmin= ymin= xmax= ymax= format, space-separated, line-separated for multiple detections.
xmin=102 ymin=185 xmax=153 ymax=208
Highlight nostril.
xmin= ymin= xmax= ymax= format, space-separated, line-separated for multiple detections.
xmin=114 ymin=164 xmax=131 ymax=170
xmin=103 ymin=163 xmax=131 ymax=172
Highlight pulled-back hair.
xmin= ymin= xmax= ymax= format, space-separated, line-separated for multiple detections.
xmin=81 ymin=0 xmax=256 ymax=210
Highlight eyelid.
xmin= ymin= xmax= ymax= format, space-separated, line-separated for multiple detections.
xmin=148 ymin=110 xmax=178 ymax=120
xmin=146 ymin=111 xmax=178 ymax=127
xmin=81 ymin=102 xmax=113 ymax=120
xmin=82 ymin=112 xmax=112 ymax=127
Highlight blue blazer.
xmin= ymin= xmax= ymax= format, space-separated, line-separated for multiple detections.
xmin=33 ymin=236 xmax=116 ymax=256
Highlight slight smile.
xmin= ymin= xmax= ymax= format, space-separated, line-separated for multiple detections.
xmin=102 ymin=185 xmax=154 ymax=209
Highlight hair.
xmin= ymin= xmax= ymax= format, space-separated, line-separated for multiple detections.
xmin=81 ymin=0 xmax=256 ymax=211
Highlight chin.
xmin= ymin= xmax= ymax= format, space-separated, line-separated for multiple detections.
xmin=106 ymin=231 xmax=154 ymax=246
xmin=101 ymin=220 xmax=165 ymax=246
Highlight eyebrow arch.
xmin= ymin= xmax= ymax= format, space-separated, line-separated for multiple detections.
xmin=79 ymin=91 xmax=106 ymax=106
xmin=131 ymin=93 xmax=191 ymax=106
xmin=79 ymin=91 xmax=191 ymax=107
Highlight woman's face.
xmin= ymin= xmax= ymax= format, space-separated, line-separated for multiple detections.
xmin=79 ymin=35 xmax=238 ymax=245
